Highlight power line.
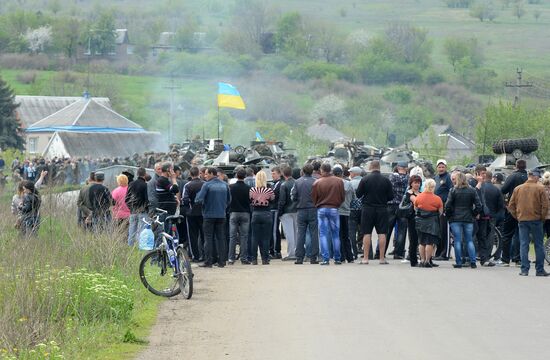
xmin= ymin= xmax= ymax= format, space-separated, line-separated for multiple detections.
xmin=163 ymin=76 xmax=181 ymax=144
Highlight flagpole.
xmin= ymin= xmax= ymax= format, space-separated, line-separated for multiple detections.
xmin=217 ymin=105 xmax=220 ymax=139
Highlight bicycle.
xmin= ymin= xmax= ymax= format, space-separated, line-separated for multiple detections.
xmin=545 ymin=238 xmax=550 ymax=265
xmin=139 ymin=208 xmax=193 ymax=299
xmin=489 ymin=221 xmax=502 ymax=260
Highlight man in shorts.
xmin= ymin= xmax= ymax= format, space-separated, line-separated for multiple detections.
xmin=355 ymin=161 xmax=394 ymax=264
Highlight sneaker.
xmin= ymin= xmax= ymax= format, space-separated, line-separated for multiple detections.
xmin=320 ymin=260 xmax=330 ymax=265
xmin=519 ymin=271 xmax=528 ymax=276
xmin=228 ymin=260 xmax=235 ymax=265
xmin=495 ymin=259 xmax=509 ymax=267
xmin=401 ymin=259 xmax=410 ymax=263
xmin=310 ymin=259 xmax=319 ymax=265
xmin=241 ymin=260 xmax=251 ymax=265
xmin=251 ymin=260 xmax=258 ymax=265
xmin=261 ymin=259 xmax=270 ymax=265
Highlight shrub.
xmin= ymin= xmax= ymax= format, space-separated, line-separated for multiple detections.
xmin=0 ymin=53 xmax=49 ymax=70
xmin=283 ymin=61 xmax=356 ymax=82
xmin=354 ymin=54 xmax=424 ymax=84
xmin=164 ymin=52 xmax=248 ymax=77
xmin=383 ymin=86 xmax=412 ymax=104
xmin=425 ymin=71 xmax=445 ymax=85
xmin=16 ymin=71 xmax=37 ymax=84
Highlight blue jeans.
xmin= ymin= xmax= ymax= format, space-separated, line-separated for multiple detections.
xmin=128 ymin=212 xmax=148 ymax=246
xmin=229 ymin=212 xmax=250 ymax=261
xmin=450 ymin=222 xmax=476 ymax=266
xmin=318 ymin=208 xmax=341 ymax=262
xmin=518 ymin=221 xmax=546 ymax=274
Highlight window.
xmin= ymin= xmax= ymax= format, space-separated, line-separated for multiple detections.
xmin=28 ymin=137 xmax=38 ymax=153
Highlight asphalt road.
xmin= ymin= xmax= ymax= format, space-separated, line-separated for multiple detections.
xmin=136 ymin=257 xmax=550 ymax=360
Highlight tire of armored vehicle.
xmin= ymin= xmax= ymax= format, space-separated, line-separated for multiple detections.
xmin=492 ymin=138 xmax=538 ymax=155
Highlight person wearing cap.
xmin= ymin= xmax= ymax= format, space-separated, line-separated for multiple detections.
xmin=377 ymin=161 xmax=408 ymax=260
xmin=311 ymin=163 xmax=345 ymax=265
xmin=497 ymin=159 xmax=528 ymax=267
xmin=348 ymin=166 xmax=366 ymax=259
xmin=492 ymin=173 xmax=504 ymax=190
xmin=508 ymin=168 xmax=550 ymax=276
xmin=88 ymin=171 xmax=113 ymax=232
xmin=434 ymin=159 xmax=453 ymax=261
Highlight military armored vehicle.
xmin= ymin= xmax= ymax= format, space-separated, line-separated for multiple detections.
xmin=488 ymin=138 xmax=547 ymax=178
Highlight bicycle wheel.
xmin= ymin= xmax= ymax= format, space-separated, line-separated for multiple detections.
xmin=177 ymin=247 xmax=193 ymax=299
xmin=545 ymin=238 xmax=550 ymax=265
xmin=490 ymin=225 xmax=502 ymax=259
xmin=139 ymin=250 xmax=181 ymax=297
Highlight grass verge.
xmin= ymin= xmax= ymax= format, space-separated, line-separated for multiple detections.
xmin=0 ymin=188 xmax=164 ymax=359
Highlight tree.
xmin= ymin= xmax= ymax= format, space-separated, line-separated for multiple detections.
xmin=512 ymin=1 xmax=526 ymax=19
xmin=275 ymin=12 xmax=309 ymax=58
xmin=0 ymin=77 xmax=25 ymax=151
xmin=470 ymin=1 xmax=499 ymax=21
xmin=52 ymin=18 xmax=81 ymax=60
xmin=24 ymin=26 xmax=52 ymax=53
xmin=310 ymin=21 xmax=345 ymax=63
xmin=383 ymin=22 xmax=432 ymax=68
xmin=443 ymin=37 xmax=484 ymax=71
xmin=84 ymin=11 xmax=117 ymax=55
xmin=443 ymin=0 xmax=474 ymax=8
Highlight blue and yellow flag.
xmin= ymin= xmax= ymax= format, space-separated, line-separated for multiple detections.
xmin=217 ymin=82 xmax=246 ymax=110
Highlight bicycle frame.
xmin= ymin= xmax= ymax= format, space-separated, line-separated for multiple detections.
xmin=144 ymin=212 xmax=183 ymax=276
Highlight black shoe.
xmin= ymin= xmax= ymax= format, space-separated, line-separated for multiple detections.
xmin=470 ymin=263 xmax=477 ymax=269
xmin=433 ymin=256 xmax=449 ymax=261
xmin=410 ymin=263 xmax=419 ymax=267
xmin=418 ymin=262 xmax=424 ymax=268
xmin=320 ymin=260 xmax=329 ymax=265
xmin=251 ymin=260 xmax=258 ymax=265
xmin=536 ymin=271 xmax=550 ymax=277
xmin=388 ymin=250 xmax=395 ymax=256
xmin=424 ymin=262 xmax=432 ymax=268
xmin=262 ymin=259 xmax=270 ymax=265
xmin=310 ymin=259 xmax=319 ymax=265
xmin=393 ymin=255 xmax=404 ymax=260
xmin=216 ymin=262 xmax=226 ymax=268
xmin=274 ymin=252 xmax=282 ymax=259
xmin=453 ymin=264 xmax=462 ymax=269
xmin=519 ymin=271 xmax=528 ymax=276
xmin=334 ymin=260 xmax=342 ymax=265
xmin=241 ymin=260 xmax=251 ymax=265
xmin=482 ymin=261 xmax=496 ymax=267
xmin=199 ymin=263 xmax=212 ymax=268
xmin=429 ymin=260 xmax=439 ymax=268
xmin=294 ymin=258 xmax=304 ymax=265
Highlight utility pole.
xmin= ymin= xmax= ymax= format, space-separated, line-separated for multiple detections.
xmin=505 ymin=68 xmax=533 ymax=107
xmin=163 ymin=76 xmax=181 ymax=144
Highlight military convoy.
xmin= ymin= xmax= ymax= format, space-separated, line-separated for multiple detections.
xmin=487 ymin=138 xmax=548 ymax=177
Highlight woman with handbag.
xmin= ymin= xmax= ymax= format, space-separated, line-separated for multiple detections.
xmin=400 ymin=175 xmax=422 ymax=267
xmin=413 ymin=179 xmax=443 ymax=268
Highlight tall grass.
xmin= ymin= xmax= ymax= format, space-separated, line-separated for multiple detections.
xmin=0 ymin=187 xmax=156 ymax=359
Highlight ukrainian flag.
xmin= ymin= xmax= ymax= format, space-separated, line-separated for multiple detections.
xmin=217 ymin=82 xmax=246 ymax=110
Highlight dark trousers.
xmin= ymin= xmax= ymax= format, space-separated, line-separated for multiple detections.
xmin=270 ymin=210 xmax=281 ymax=255
xmin=203 ymin=218 xmax=226 ymax=266
xmin=435 ymin=214 xmax=450 ymax=258
xmin=339 ymin=215 xmax=354 ymax=262
xmin=186 ymin=215 xmax=203 ymax=260
xmin=251 ymin=211 xmax=273 ymax=261
xmin=502 ymin=211 xmax=520 ymax=264
xmin=475 ymin=218 xmax=492 ymax=263
xmin=407 ymin=216 xmax=419 ymax=266
xmin=349 ymin=209 xmax=362 ymax=257
xmin=375 ymin=205 xmax=406 ymax=258
xmin=296 ymin=208 xmax=319 ymax=260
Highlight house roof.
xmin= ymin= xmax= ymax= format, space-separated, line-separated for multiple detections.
xmin=44 ymin=131 xmax=167 ymax=159
xmin=307 ymin=123 xmax=349 ymax=142
xmin=15 ymin=95 xmax=111 ymax=128
xmin=404 ymin=124 xmax=475 ymax=151
xmin=115 ymin=29 xmax=129 ymax=45
xmin=157 ymin=32 xmax=176 ymax=47
xmin=27 ymin=98 xmax=143 ymax=133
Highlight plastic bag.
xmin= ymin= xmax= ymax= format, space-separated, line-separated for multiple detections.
xmin=139 ymin=226 xmax=155 ymax=251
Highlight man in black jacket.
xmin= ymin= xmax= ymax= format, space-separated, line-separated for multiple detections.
xmin=479 ymin=170 xmax=505 ymax=265
xmin=125 ymin=167 xmax=149 ymax=246
xmin=434 ymin=159 xmax=453 ymax=260
xmin=497 ymin=159 xmax=528 ymax=266
xmin=228 ymin=168 xmax=251 ymax=264
xmin=182 ymin=167 xmax=205 ymax=262
xmin=270 ymin=166 xmax=283 ymax=258
xmin=88 ymin=172 xmax=113 ymax=232
xmin=356 ymin=161 xmax=394 ymax=264
xmin=278 ymin=165 xmax=297 ymax=261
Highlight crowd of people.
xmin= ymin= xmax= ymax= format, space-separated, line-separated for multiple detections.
xmin=6 ymin=153 xmax=550 ymax=276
